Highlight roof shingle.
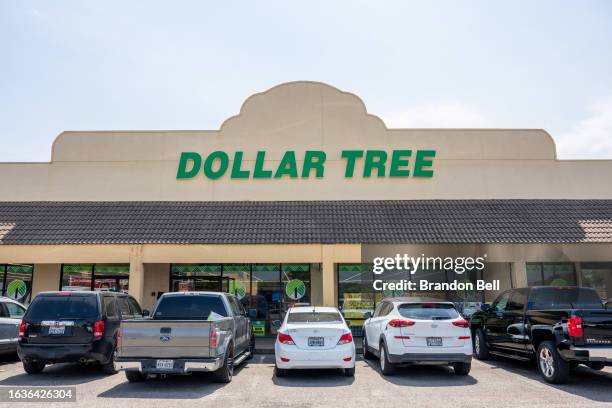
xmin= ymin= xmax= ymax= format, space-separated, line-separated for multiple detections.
xmin=0 ymin=200 xmax=611 ymax=245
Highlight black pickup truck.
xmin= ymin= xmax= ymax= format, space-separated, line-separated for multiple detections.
xmin=470 ymin=286 xmax=612 ymax=383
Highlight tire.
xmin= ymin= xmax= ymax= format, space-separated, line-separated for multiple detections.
xmin=379 ymin=341 xmax=395 ymax=376
xmin=537 ymin=341 xmax=570 ymax=384
xmin=274 ymin=365 xmax=287 ymax=377
xmin=246 ymin=332 xmax=255 ymax=361
xmin=473 ymin=329 xmax=490 ymax=360
xmin=452 ymin=362 xmax=471 ymax=375
xmin=587 ymin=362 xmax=605 ymax=371
xmin=101 ymin=359 xmax=118 ymax=375
xmin=344 ymin=367 xmax=355 ymax=377
xmin=362 ymin=335 xmax=375 ymax=360
xmin=23 ymin=361 xmax=45 ymax=374
xmin=125 ymin=371 xmax=146 ymax=382
xmin=212 ymin=344 xmax=234 ymax=383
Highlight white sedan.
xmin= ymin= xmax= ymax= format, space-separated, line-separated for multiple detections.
xmin=274 ymin=306 xmax=356 ymax=377
xmin=362 ymin=297 xmax=472 ymax=375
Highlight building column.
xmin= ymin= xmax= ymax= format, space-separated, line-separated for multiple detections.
xmin=128 ymin=245 xmax=145 ymax=304
xmin=32 ymin=264 xmax=61 ymax=297
xmin=511 ymin=261 xmax=528 ymax=288
xmin=321 ymin=245 xmax=337 ymax=307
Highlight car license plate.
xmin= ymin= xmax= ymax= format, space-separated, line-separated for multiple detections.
xmin=427 ymin=337 xmax=443 ymax=347
xmin=308 ymin=337 xmax=325 ymax=347
xmin=156 ymin=360 xmax=174 ymax=370
xmin=48 ymin=326 xmax=65 ymax=335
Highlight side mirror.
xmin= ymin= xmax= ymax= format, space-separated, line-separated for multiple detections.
xmin=142 ymin=309 xmax=150 ymax=317
xmin=480 ymin=304 xmax=491 ymax=312
xmin=364 ymin=311 xmax=372 ymax=319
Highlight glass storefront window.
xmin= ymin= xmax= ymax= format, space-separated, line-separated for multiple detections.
xmin=61 ymin=264 xmax=129 ymax=292
xmin=1 ymin=264 xmax=34 ymax=304
xmin=337 ymin=264 xmax=374 ymax=337
xmin=527 ymin=263 xmax=576 ymax=286
xmin=251 ymin=264 xmax=282 ymax=336
xmin=580 ymin=262 xmax=612 ymax=300
xmin=169 ymin=263 xmax=311 ymax=337
xmin=61 ymin=264 xmax=93 ymax=291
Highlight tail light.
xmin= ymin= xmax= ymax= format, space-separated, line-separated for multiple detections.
xmin=388 ymin=319 xmax=415 ymax=328
xmin=568 ymin=316 xmax=583 ymax=338
xmin=210 ymin=328 xmax=220 ymax=348
xmin=19 ymin=320 xmax=26 ymax=338
xmin=458 ymin=336 xmax=471 ymax=340
xmin=280 ymin=357 xmax=290 ymax=362
xmin=278 ymin=332 xmax=295 ymax=345
xmin=116 ymin=328 xmax=123 ymax=349
xmin=343 ymin=357 xmax=352 ymax=362
xmin=93 ymin=320 xmax=105 ymax=339
xmin=337 ymin=332 xmax=353 ymax=345
xmin=452 ymin=320 xmax=469 ymax=328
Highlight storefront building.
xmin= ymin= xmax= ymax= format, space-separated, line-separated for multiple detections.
xmin=1 ymin=81 xmax=612 ymax=336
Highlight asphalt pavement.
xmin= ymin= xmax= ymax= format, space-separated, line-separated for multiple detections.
xmin=0 ymin=354 xmax=610 ymax=408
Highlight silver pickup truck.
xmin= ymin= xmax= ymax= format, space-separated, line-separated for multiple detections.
xmin=115 ymin=292 xmax=254 ymax=383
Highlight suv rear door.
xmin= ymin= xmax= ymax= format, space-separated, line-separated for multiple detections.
xmin=24 ymin=293 xmax=100 ymax=344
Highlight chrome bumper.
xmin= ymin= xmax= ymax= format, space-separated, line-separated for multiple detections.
xmin=572 ymin=347 xmax=612 ymax=361
xmin=116 ymin=358 xmax=223 ymax=373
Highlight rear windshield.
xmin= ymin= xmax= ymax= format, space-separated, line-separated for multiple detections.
xmin=287 ymin=312 xmax=343 ymax=324
xmin=154 ymin=295 xmax=227 ymax=320
xmin=27 ymin=295 xmax=99 ymax=320
xmin=398 ymin=303 xmax=459 ymax=320
xmin=528 ymin=288 xmax=604 ymax=310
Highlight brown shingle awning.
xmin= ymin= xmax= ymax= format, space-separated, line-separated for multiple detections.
xmin=0 ymin=200 xmax=611 ymax=245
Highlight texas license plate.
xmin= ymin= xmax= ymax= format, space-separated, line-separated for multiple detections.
xmin=48 ymin=326 xmax=66 ymax=335
xmin=156 ymin=359 xmax=174 ymax=370
xmin=308 ymin=337 xmax=324 ymax=347
xmin=427 ymin=337 xmax=443 ymax=346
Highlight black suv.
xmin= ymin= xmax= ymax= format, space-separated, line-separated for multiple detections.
xmin=470 ymin=286 xmax=612 ymax=383
xmin=18 ymin=291 xmax=145 ymax=375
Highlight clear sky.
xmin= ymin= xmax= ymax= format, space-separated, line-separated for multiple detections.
xmin=1 ymin=0 xmax=611 ymax=161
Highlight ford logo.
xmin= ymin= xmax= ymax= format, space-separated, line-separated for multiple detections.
xmin=160 ymin=335 xmax=172 ymax=341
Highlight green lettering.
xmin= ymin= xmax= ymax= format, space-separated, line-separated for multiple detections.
xmin=363 ymin=150 xmax=387 ymax=177
xmin=389 ymin=150 xmax=412 ymax=177
xmin=230 ymin=151 xmax=250 ymax=179
xmin=413 ymin=150 xmax=436 ymax=177
xmin=203 ymin=151 xmax=229 ymax=180
xmin=253 ymin=151 xmax=273 ymax=178
xmin=302 ymin=150 xmax=326 ymax=178
xmin=274 ymin=151 xmax=298 ymax=178
xmin=341 ymin=150 xmax=364 ymax=177
xmin=176 ymin=152 xmax=202 ymax=179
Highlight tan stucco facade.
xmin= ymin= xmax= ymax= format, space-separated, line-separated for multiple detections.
xmin=1 ymin=81 xmax=611 ymax=307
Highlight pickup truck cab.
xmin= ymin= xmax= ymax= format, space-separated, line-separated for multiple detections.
xmin=470 ymin=286 xmax=612 ymax=383
xmin=115 ymin=291 xmax=254 ymax=383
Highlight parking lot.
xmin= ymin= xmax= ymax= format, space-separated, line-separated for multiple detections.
xmin=0 ymin=355 xmax=610 ymax=408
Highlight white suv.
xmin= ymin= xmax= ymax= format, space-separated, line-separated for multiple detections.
xmin=362 ymin=297 xmax=472 ymax=375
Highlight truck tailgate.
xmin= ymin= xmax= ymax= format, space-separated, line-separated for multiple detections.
xmin=578 ymin=310 xmax=612 ymax=346
xmin=118 ymin=319 xmax=225 ymax=359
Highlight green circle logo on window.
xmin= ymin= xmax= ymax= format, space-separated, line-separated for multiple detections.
xmin=285 ymin=279 xmax=306 ymax=300
xmin=7 ymin=279 xmax=27 ymax=300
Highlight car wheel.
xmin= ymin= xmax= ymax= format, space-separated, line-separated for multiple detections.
xmin=362 ymin=335 xmax=375 ymax=360
xmin=587 ymin=362 xmax=605 ymax=371
xmin=473 ymin=329 xmax=489 ymax=360
xmin=23 ymin=361 xmax=45 ymax=375
xmin=101 ymin=359 xmax=118 ymax=375
xmin=452 ymin=362 xmax=471 ymax=375
xmin=537 ymin=341 xmax=570 ymax=384
xmin=344 ymin=367 xmax=355 ymax=377
xmin=125 ymin=371 xmax=146 ymax=382
xmin=212 ymin=344 xmax=234 ymax=383
xmin=379 ymin=341 xmax=395 ymax=376
xmin=274 ymin=365 xmax=287 ymax=377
